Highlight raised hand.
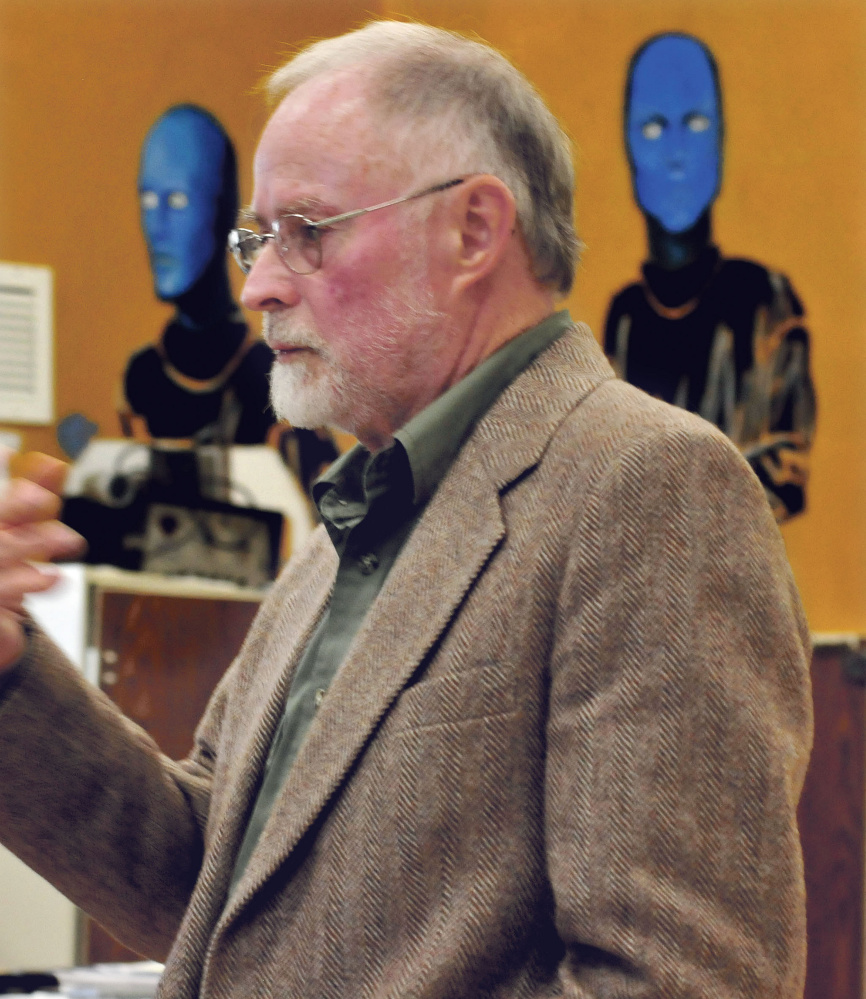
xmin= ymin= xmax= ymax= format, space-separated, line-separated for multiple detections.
xmin=0 ymin=453 xmax=86 ymax=671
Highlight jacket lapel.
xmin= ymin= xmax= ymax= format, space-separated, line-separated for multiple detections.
xmin=217 ymin=322 xmax=612 ymax=929
xmin=219 ymin=441 xmax=505 ymax=928
xmin=205 ymin=531 xmax=337 ymax=839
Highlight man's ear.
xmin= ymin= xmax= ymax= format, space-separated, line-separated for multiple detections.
xmin=448 ymin=175 xmax=518 ymax=292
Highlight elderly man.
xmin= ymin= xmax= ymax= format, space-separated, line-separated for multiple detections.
xmin=0 ymin=21 xmax=811 ymax=999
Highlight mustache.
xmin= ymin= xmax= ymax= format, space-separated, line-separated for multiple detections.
xmin=263 ymin=315 xmax=327 ymax=353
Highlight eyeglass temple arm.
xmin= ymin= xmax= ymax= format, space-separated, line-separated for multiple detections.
xmin=311 ymin=178 xmax=465 ymax=229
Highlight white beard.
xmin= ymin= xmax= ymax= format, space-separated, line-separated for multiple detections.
xmin=268 ymin=338 xmax=351 ymax=431
xmin=267 ymin=268 xmax=449 ymax=440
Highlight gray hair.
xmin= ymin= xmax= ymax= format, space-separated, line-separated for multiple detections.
xmin=267 ymin=21 xmax=580 ymax=296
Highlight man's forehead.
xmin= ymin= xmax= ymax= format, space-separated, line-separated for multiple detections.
xmin=253 ymin=71 xmax=403 ymax=206
xmin=264 ymin=70 xmax=377 ymax=148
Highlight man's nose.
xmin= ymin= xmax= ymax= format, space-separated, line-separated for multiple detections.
xmin=240 ymin=244 xmax=302 ymax=312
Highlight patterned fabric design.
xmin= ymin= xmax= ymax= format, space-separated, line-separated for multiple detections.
xmin=604 ymin=250 xmax=816 ymax=522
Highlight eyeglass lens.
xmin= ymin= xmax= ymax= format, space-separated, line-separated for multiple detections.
xmin=229 ymin=218 xmax=323 ymax=276
xmin=229 ymin=232 xmax=262 ymax=275
xmin=275 ymin=216 xmax=323 ymax=274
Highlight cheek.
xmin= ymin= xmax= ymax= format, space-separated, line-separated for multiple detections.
xmin=299 ymin=275 xmax=379 ymax=364
xmin=319 ymin=257 xmax=394 ymax=318
xmin=326 ymin=271 xmax=357 ymax=309
xmin=332 ymin=220 xmax=414 ymax=299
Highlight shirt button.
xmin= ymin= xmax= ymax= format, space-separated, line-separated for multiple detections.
xmin=358 ymin=553 xmax=379 ymax=575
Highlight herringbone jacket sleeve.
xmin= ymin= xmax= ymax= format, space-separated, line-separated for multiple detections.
xmin=0 ymin=627 xmax=210 ymax=959
xmin=0 ymin=527 xmax=333 ymax=967
xmin=544 ymin=395 xmax=812 ymax=997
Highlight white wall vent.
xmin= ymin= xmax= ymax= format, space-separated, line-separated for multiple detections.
xmin=0 ymin=261 xmax=54 ymax=424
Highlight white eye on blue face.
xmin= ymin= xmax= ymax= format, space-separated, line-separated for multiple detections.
xmin=641 ymin=118 xmax=665 ymax=141
xmin=686 ymin=113 xmax=711 ymax=133
xmin=140 ymin=190 xmax=159 ymax=211
xmin=167 ymin=191 xmax=190 ymax=210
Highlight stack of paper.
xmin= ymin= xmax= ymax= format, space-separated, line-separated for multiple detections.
xmin=52 ymin=962 xmax=163 ymax=999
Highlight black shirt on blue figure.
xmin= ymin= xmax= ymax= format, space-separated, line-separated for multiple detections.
xmin=604 ymin=34 xmax=816 ymax=521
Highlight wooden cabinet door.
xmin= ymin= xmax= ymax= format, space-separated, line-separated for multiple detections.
xmin=84 ymin=590 xmax=260 ymax=963
xmin=799 ymin=644 xmax=865 ymax=999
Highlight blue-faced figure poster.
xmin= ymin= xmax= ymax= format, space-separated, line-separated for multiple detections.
xmin=122 ymin=104 xmax=275 ymax=448
xmin=603 ymin=33 xmax=817 ymax=523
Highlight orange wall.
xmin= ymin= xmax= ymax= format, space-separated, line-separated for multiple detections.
xmin=1 ymin=0 xmax=864 ymax=632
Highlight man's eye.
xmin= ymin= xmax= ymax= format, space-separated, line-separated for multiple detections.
xmin=140 ymin=191 xmax=159 ymax=211
xmin=167 ymin=191 xmax=190 ymax=210
xmin=686 ymin=113 xmax=711 ymax=133
xmin=299 ymin=224 xmax=323 ymax=243
xmin=641 ymin=119 xmax=664 ymax=141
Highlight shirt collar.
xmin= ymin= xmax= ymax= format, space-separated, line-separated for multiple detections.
xmin=397 ymin=309 xmax=572 ymax=505
xmin=313 ymin=439 xmax=411 ymax=540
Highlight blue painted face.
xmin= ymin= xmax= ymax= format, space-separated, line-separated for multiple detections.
xmin=138 ymin=107 xmax=227 ymax=300
xmin=626 ymin=35 xmax=722 ymax=234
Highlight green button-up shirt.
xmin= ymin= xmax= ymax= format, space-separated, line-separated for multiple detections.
xmin=229 ymin=310 xmax=572 ymax=890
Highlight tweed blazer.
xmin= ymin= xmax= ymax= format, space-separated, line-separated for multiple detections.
xmin=0 ymin=323 xmax=812 ymax=999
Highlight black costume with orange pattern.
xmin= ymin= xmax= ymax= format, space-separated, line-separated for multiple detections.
xmin=124 ymin=316 xmax=275 ymax=445
xmin=604 ymin=245 xmax=816 ymax=521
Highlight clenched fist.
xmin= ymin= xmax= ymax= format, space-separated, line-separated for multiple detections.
xmin=0 ymin=452 xmax=86 ymax=671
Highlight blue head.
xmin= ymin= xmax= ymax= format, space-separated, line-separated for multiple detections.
xmin=138 ymin=105 xmax=237 ymax=301
xmin=625 ymin=34 xmax=723 ymax=235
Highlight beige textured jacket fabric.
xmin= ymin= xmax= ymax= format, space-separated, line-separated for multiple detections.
xmin=0 ymin=323 xmax=812 ymax=999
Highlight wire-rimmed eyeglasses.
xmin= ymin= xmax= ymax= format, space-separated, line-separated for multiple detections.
xmin=227 ymin=178 xmax=465 ymax=276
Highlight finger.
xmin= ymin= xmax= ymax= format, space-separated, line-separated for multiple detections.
xmin=0 ymin=478 xmax=63 ymax=527
xmin=0 ymin=562 xmax=62 ymax=605
xmin=8 ymin=452 xmax=69 ymax=495
xmin=0 ymin=521 xmax=86 ymax=568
